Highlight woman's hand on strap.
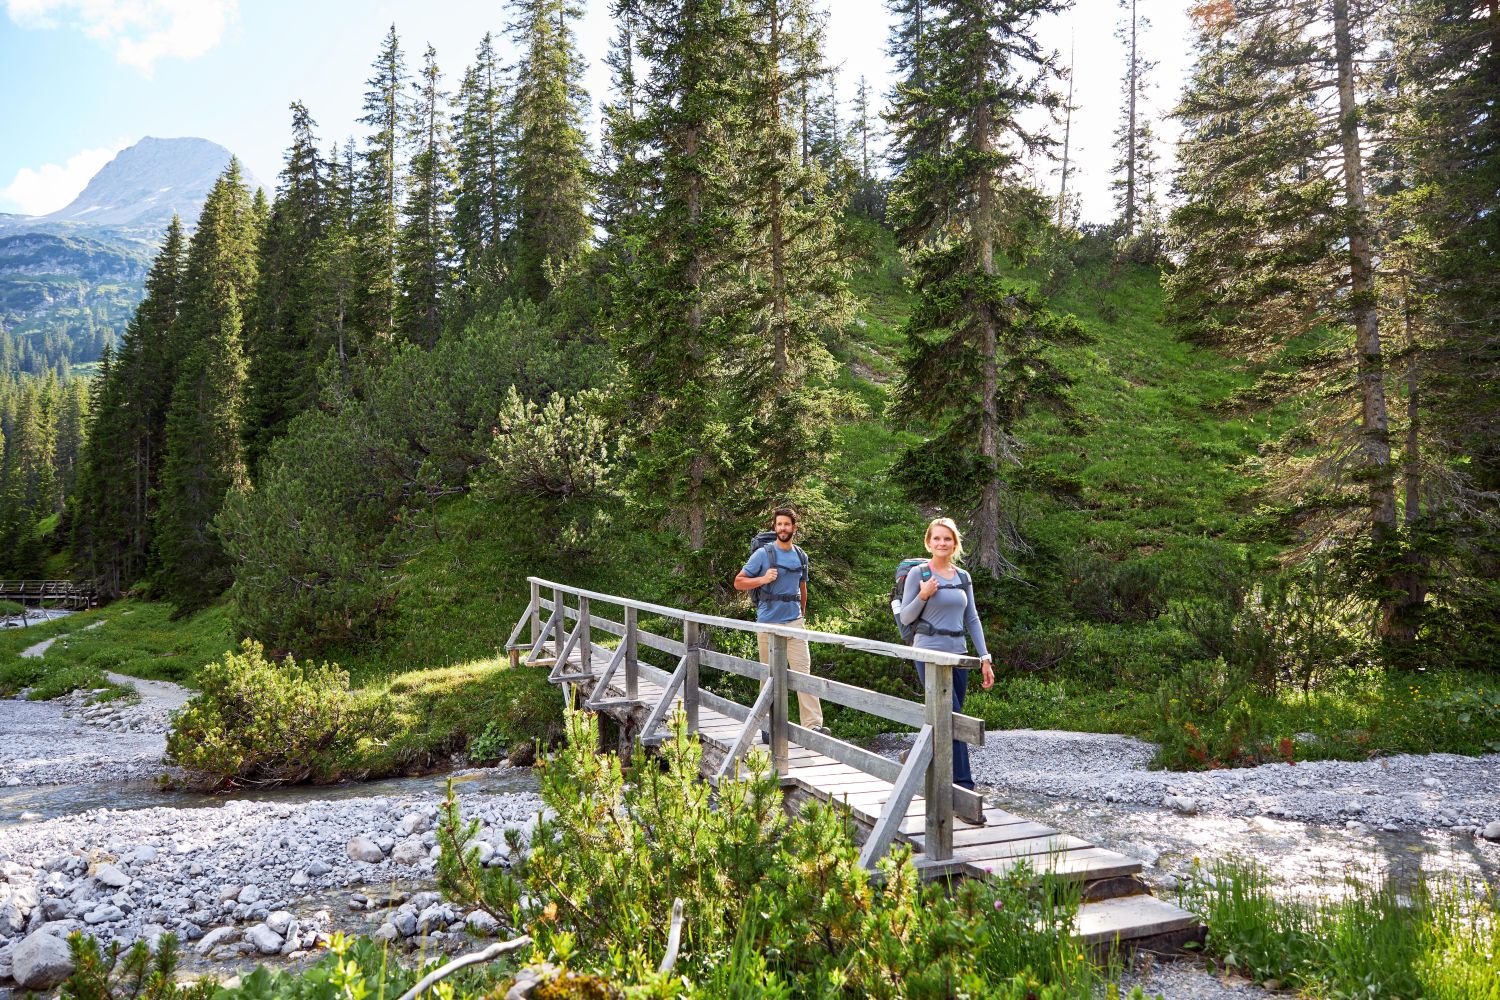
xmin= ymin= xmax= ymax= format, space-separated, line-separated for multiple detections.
xmin=916 ymin=572 xmax=939 ymax=601
xmin=980 ymin=657 xmax=995 ymax=689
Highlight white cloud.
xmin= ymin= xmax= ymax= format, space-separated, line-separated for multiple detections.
xmin=0 ymin=144 xmax=125 ymax=216
xmin=5 ymin=0 xmax=238 ymax=76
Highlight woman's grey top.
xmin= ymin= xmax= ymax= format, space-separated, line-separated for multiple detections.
xmin=899 ymin=564 xmax=990 ymax=660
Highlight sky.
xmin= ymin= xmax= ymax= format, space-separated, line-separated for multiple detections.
xmin=0 ymin=0 xmax=1198 ymax=225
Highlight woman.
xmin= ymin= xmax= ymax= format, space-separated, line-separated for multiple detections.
xmin=899 ymin=517 xmax=994 ymax=790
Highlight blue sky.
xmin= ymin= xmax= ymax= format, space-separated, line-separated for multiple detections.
xmin=0 ymin=0 xmax=1195 ymax=224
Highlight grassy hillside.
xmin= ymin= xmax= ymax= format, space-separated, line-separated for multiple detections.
xmin=9 ymin=228 xmax=1497 ymax=772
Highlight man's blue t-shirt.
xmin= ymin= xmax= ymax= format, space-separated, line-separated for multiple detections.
xmin=743 ymin=544 xmax=807 ymax=624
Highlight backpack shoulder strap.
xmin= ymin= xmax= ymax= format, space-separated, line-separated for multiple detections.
xmin=794 ymin=545 xmax=808 ymax=574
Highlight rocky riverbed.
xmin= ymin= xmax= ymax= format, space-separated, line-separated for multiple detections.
xmin=0 ymin=667 xmax=545 ymax=994
xmin=3 ymin=663 xmax=1498 ymax=998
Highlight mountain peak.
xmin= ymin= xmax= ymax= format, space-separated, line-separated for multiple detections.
xmin=42 ymin=137 xmax=264 ymax=229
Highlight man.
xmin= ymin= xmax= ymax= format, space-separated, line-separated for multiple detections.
xmin=733 ymin=507 xmax=826 ymax=734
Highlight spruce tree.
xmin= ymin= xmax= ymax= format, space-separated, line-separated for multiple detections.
xmin=152 ymin=162 xmax=259 ymax=610
xmin=396 ymin=44 xmax=456 ymax=346
xmin=611 ymin=0 xmax=756 ymax=557
xmin=508 ymin=0 xmax=592 ymax=302
xmin=887 ymin=0 xmax=1082 ymax=579
xmin=737 ymin=0 xmax=854 ymax=515
xmin=1109 ymin=0 xmax=1156 ymax=241
xmin=1165 ymin=0 xmax=1418 ymax=638
xmin=597 ymin=1 xmax=644 ymax=244
xmin=353 ymin=25 xmax=410 ymax=345
xmin=244 ymin=102 xmax=330 ymax=472
xmin=452 ymin=33 xmax=514 ymax=311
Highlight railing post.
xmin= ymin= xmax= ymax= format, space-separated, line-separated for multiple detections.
xmin=924 ymin=660 xmax=954 ymax=861
xmin=578 ymin=596 xmax=592 ymax=676
xmin=683 ymin=621 xmax=700 ymax=733
xmin=551 ymin=587 xmax=566 ymax=660
xmin=624 ymin=606 xmax=639 ymax=700
xmin=769 ymin=632 xmax=789 ymax=774
xmin=528 ymin=581 xmax=541 ymax=650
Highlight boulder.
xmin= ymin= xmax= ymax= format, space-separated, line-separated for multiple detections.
xmin=245 ymin=923 xmax=284 ymax=955
xmin=1482 ymin=821 xmax=1500 ymax=842
xmin=347 ymin=837 xmax=385 ymax=864
xmin=391 ymin=839 xmax=427 ymax=866
xmin=372 ymin=922 xmax=398 ymax=944
xmin=195 ymin=926 xmax=239 ymax=956
xmin=307 ymin=861 xmax=333 ymax=877
xmin=237 ymin=885 xmax=262 ymax=904
xmin=266 ymin=910 xmax=295 ymax=936
xmin=465 ymin=910 xmax=500 ymax=936
xmin=12 ymin=930 xmax=75 ymax=990
xmin=94 ymin=864 xmax=130 ymax=889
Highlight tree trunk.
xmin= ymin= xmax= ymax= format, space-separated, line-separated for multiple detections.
xmin=1125 ymin=0 xmax=1137 ymax=235
xmin=1333 ymin=0 xmax=1407 ymax=635
xmin=685 ymin=119 xmax=706 ymax=552
xmin=769 ymin=4 xmax=789 ymax=380
xmin=1057 ymin=36 xmax=1074 ymax=228
xmin=974 ymin=99 xmax=1003 ymax=579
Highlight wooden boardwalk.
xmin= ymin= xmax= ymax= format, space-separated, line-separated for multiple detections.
xmin=510 ymin=578 xmax=1202 ymax=954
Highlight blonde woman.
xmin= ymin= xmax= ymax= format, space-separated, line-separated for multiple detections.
xmin=898 ymin=517 xmax=994 ymax=789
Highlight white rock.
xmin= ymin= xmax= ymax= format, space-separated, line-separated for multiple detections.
xmin=391 ymin=838 xmax=427 ymax=866
xmin=307 ymin=861 xmax=333 ymax=876
xmin=465 ymin=910 xmax=500 ymax=936
xmin=266 ymin=910 xmax=295 ymax=936
xmin=245 ymin=923 xmax=284 ymax=955
xmin=195 ymin=926 xmax=239 ymax=955
xmin=1482 ymin=821 xmax=1500 ymax=842
xmin=290 ymin=870 xmax=310 ymax=888
xmin=94 ymin=864 xmax=130 ymax=889
xmin=347 ymin=837 xmax=385 ymax=864
xmin=12 ymin=930 xmax=75 ymax=990
xmin=237 ymin=885 xmax=262 ymax=904
xmin=372 ymin=922 xmax=398 ymax=943
xmin=83 ymin=904 xmax=124 ymax=925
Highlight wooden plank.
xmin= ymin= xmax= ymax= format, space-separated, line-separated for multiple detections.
xmin=769 ymin=634 xmax=789 ymax=773
xmin=1071 ymin=895 xmax=1199 ymax=946
xmin=784 ymin=723 xmax=985 ymax=826
xmin=974 ymin=848 xmax=1142 ymax=883
xmin=858 ymin=725 xmax=932 ymax=870
xmin=925 ymin=662 xmax=954 ymax=860
xmin=906 ymin=834 xmax=1090 ymax=863
xmin=586 ymin=643 xmax=629 ymax=707
xmin=700 ymin=648 xmax=768 ymax=682
xmin=910 ymin=822 xmax=1062 ymax=850
xmin=785 ymin=672 xmax=984 ymax=745
xmin=683 ymin=621 xmax=700 ymax=732
xmin=898 ymin=808 xmax=1026 ymax=836
xmin=526 ymin=604 xmax=561 ymax=663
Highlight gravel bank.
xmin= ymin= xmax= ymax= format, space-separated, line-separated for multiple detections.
xmin=0 ymin=691 xmax=167 ymax=787
xmin=0 ymin=783 xmax=544 ymax=985
xmin=961 ymin=729 xmax=1500 ymax=836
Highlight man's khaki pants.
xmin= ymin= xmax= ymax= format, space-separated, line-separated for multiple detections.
xmin=756 ymin=617 xmax=823 ymax=730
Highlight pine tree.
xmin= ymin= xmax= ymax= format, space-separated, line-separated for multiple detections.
xmin=848 ymin=74 xmax=884 ymax=219
xmin=452 ymin=33 xmax=514 ymax=311
xmin=152 ymin=162 xmax=259 ymax=610
xmin=731 ymin=0 xmax=855 ymax=526
xmin=353 ymin=25 xmax=410 ymax=345
xmin=244 ymin=102 xmax=330 ymax=473
xmin=508 ymin=0 xmax=593 ymax=302
xmin=611 ymin=0 xmax=756 ymax=556
xmin=1165 ymin=0 xmax=1418 ymax=638
xmin=396 ymin=44 xmax=456 ymax=346
xmin=888 ymin=0 xmax=1082 ymax=580
xmin=1110 ymin=0 xmax=1157 ymax=241
xmin=597 ymin=1 xmax=644 ymax=244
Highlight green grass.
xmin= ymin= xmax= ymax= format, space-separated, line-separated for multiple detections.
xmin=1181 ymin=857 xmax=1500 ymax=998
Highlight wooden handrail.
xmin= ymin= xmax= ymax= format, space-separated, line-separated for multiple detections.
xmin=519 ymin=577 xmax=988 ymax=863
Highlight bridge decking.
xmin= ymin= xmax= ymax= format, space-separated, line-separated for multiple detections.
xmin=532 ymin=635 xmax=1202 ymax=952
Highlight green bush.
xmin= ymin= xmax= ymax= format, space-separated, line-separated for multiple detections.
xmin=57 ymin=932 xmax=217 ymax=1000
xmin=166 ymin=640 xmax=393 ymax=789
xmin=1063 ymin=551 xmax=1167 ymax=625
xmin=437 ymin=708 xmax=1136 ymax=998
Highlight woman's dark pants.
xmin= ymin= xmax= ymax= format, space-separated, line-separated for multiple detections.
xmin=914 ymin=663 xmax=973 ymax=789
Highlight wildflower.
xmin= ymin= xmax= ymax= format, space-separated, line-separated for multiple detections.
xmin=994 ymin=899 xmax=1004 ymax=911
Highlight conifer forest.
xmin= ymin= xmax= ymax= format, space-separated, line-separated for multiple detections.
xmin=3 ymin=1 xmax=1498 ymax=997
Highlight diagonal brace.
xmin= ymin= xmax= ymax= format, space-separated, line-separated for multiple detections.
xmin=637 ymin=654 xmax=689 ymax=743
xmin=715 ymin=679 xmax=774 ymax=784
xmin=858 ymin=725 xmax=933 ymax=871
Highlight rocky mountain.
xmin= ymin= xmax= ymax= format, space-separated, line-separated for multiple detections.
xmin=44 ymin=137 xmax=261 ymax=230
xmin=1 ymin=138 xmax=261 ymax=377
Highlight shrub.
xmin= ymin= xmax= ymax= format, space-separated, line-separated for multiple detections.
xmin=437 ymin=708 xmax=1131 ymax=997
xmin=166 ymin=640 xmax=393 ymax=789
xmin=1152 ymin=658 xmax=1273 ymax=770
xmin=57 ymin=932 xmax=217 ymax=1000
xmin=1063 ymin=551 xmax=1166 ymax=625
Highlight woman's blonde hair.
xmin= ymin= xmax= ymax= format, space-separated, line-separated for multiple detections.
xmin=924 ymin=517 xmax=965 ymax=562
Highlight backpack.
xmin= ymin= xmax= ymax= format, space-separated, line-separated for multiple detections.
xmin=890 ymin=559 xmax=971 ymax=643
xmin=747 ymin=531 xmax=808 ymax=609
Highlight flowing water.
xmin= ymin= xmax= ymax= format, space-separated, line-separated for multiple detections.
xmin=0 ymin=767 xmax=540 ymax=828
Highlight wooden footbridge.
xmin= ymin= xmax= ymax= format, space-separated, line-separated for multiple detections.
xmin=504 ymin=577 xmax=1202 ymax=954
xmin=0 ymin=580 xmax=97 ymax=610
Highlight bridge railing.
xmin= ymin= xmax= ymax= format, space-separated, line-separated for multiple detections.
xmin=503 ymin=576 xmax=986 ymax=866
xmin=0 ymin=580 xmax=98 ymax=608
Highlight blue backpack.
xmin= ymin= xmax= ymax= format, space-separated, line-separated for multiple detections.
xmin=747 ymin=531 xmax=807 ymax=610
xmin=890 ymin=559 xmax=971 ymax=642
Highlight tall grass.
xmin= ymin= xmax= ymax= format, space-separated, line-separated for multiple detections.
xmin=1181 ymin=857 xmax=1500 ymax=998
